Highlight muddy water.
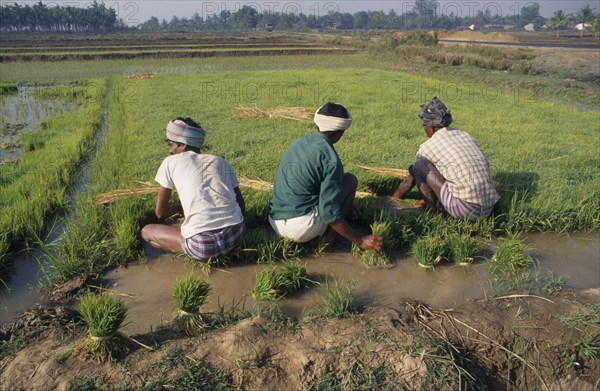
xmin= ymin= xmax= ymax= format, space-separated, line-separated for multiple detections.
xmin=102 ymin=232 xmax=599 ymax=336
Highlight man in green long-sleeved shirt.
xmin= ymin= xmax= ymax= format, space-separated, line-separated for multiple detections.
xmin=268 ymin=102 xmax=383 ymax=255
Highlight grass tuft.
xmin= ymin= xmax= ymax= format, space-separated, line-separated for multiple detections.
xmin=251 ymin=262 xmax=310 ymax=301
xmin=315 ymin=278 xmax=357 ymax=318
xmin=352 ymin=219 xmax=393 ymax=268
xmin=445 ymin=233 xmax=479 ymax=265
xmin=492 ymin=236 xmax=533 ymax=272
xmin=76 ymin=291 xmax=128 ymax=362
xmin=172 ymin=273 xmax=211 ymax=334
xmin=411 ymin=235 xmax=445 ymax=269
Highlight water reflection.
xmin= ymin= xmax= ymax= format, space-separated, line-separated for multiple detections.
xmin=0 ymin=86 xmax=76 ymax=162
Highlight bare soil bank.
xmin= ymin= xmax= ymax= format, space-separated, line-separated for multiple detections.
xmin=1 ymin=278 xmax=598 ymax=390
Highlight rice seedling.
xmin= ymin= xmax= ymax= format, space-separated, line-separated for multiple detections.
xmin=251 ymin=262 xmax=310 ymax=301
xmin=351 ymin=219 xmax=393 ymax=268
xmin=0 ymin=82 xmax=18 ymax=94
xmin=315 ymin=278 xmax=357 ymax=318
xmin=76 ymin=291 xmax=128 ymax=362
xmin=445 ymin=233 xmax=479 ymax=265
xmin=411 ymin=235 xmax=445 ymax=269
xmin=492 ymin=236 xmax=533 ymax=272
xmin=172 ymin=273 xmax=211 ymax=334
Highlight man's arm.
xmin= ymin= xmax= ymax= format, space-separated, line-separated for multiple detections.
xmin=155 ymin=186 xmax=183 ymax=220
xmin=330 ymin=219 xmax=384 ymax=256
xmin=392 ymin=172 xmax=416 ymax=199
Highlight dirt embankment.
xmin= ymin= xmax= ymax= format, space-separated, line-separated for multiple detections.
xmin=1 ymin=284 xmax=598 ymax=390
xmin=441 ymin=30 xmax=520 ymax=42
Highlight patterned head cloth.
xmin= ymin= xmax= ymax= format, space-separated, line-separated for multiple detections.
xmin=418 ymin=97 xmax=453 ymax=128
xmin=166 ymin=119 xmax=206 ymax=148
xmin=313 ymin=103 xmax=353 ymax=132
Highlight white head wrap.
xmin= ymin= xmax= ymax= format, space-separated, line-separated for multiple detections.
xmin=313 ymin=104 xmax=353 ymax=132
xmin=166 ymin=119 xmax=205 ymax=148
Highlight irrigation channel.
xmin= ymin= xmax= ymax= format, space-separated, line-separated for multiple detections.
xmin=101 ymin=232 xmax=599 ymax=335
xmin=0 ymin=86 xmax=100 ymax=324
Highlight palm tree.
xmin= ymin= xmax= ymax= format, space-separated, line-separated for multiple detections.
xmin=548 ymin=10 xmax=567 ymax=37
xmin=577 ymin=5 xmax=595 ymax=37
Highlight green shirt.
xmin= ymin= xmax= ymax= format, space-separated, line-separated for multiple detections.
xmin=269 ymin=132 xmax=343 ymax=225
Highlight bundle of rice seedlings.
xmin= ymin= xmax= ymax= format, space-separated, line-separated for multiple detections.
xmin=446 ymin=233 xmax=479 ymax=265
xmin=492 ymin=237 xmax=532 ymax=272
xmin=351 ymin=220 xmax=393 ymax=268
xmin=316 ymin=279 xmax=357 ymax=318
xmin=252 ymin=262 xmax=310 ymax=301
xmin=172 ymin=273 xmax=211 ymax=333
xmin=76 ymin=291 xmax=128 ymax=362
xmin=411 ymin=235 xmax=445 ymax=269
xmin=234 ymin=106 xmax=313 ymax=121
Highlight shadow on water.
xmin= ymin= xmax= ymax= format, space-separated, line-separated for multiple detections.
xmin=100 ymin=232 xmax=599 ymax=336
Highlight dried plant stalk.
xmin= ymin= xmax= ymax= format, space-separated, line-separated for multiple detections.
xmin=234 ymin=106 xmax=313 ymax=121
xmin=353 ymin=164 xmax=409 ymax=179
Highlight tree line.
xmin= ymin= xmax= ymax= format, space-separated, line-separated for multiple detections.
xmin=0 ymin=1 xmax=121 ymax=32
xmin=0 ymin=1 xmax=597 ymax=34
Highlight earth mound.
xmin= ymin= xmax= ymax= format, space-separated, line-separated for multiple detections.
xmin=445 ymin=30 xmax=520 ymax=42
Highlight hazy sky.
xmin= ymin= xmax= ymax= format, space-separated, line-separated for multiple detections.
xmin=14 ymin=1 xmax=598 ymax=25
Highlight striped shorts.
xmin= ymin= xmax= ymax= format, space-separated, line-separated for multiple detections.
xmin=182 ymin=222 xmax=245 ymax=261
xmin=439 ymin=182 xmax=493 ymax=221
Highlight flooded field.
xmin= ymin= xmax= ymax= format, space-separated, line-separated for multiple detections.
xmin=0 ymin=86 xmax=76 ymax=162
xmin=95 ymin=232 xmax=600 ymax=336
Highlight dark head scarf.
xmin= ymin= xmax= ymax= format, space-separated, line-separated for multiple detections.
xmin=418 ymin=97 xmax=453 ymax=128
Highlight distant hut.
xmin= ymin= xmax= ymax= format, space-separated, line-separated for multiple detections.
xmin=575 ymin=23 xmax=591 ymax=31
xmin=524 ymin=23 xmax=536 ymax=32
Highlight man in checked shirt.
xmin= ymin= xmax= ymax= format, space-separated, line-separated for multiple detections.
xmin=392 ymin=97 xmax=499 ymax=221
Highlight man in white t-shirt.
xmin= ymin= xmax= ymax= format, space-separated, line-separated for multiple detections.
xmin=141 ymin=117 xmax=245 ymax=261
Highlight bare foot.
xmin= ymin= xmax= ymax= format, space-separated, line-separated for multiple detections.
xmin=323 ymin=242 xmax=337 ymax=253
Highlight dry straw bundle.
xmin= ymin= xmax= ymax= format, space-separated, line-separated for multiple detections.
xmin=234 ymin=106 xmax=313 ymax=121
xmin=353 ymin=164 xmax=409 ymax=179
xmin=95 ymin=177 xmax=275 ymax=205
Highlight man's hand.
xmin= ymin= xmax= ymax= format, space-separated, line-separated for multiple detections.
xmin=359 ymin=235 xmax=384 ymax=256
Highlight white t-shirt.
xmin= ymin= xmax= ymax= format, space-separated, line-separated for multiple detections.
xmin=155 ymin=151 xmax=243 ymax=238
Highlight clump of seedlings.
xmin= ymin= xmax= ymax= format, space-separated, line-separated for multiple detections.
xmin=411 ymin=235 xmax=446 ymax=269
xmin=351 ymin=220 xmax=393 ymax=268
xmin=316 ymin=278 xmax=357 ymax=318
xmin=446 ymin=233 xmax=479 ymax=265
xmin=251 ymin=262 xmax=310 ymax=301
xmin=492 ymin=236 xmax=532 ymax=272
xmin=172 ymin=273 xmax=211 ymax=334
xmin=76 ymin=291 xmax=128 ymax=362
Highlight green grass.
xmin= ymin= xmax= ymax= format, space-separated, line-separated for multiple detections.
xmin=351 ymin=219 xmax=393 ymax=268
xmin=76 ymin=291 xmax=128 ymax=362
xmin=492 ymin=236 xmax=533 ymax=272
xmin=0 ymin=79 xmax=105 ymax=274
xmin=0 ymin=82 xmax=18 ymax=94
xmin=2 ymin=44 xmax=598 ymax=284
xmin=251 ymin=262 xmax=311 ymax=301
xmin=411 ymin=235 xmax=445 ymax=269
xmin=172 ymin=273 xmax=211 ymax=334
xmin=315 ymin=279 xmax=357 ymax=318
xmin=445 ymin=234 xmax=479 ymax=265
